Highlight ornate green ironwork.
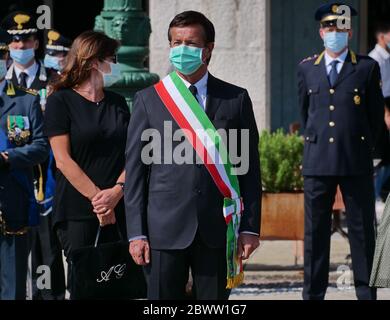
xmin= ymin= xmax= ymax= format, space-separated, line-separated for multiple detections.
xmin=95 ymin=0 xmax=159 ymax=109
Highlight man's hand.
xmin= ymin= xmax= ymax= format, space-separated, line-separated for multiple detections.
xmin=129 ymin=239 xmax=150 ymax=266
xmin=237 ymin=234 xmax=260 ymax=260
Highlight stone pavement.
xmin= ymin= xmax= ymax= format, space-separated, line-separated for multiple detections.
xmin=230 ymin=235 xmax=390 ymax=300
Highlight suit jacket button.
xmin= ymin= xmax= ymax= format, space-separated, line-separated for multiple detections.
xmin=329 ymin=122 xmax=335 ymax=127
xmin=329 ymin=137 xmax=335 ymax=143
xmin=330 ymin=89 xmax=335 ymax=94
xmin=330 ymin=105 xmax=335 ymax=111
xmin=361 ymin=136 xmax=365 ymax=141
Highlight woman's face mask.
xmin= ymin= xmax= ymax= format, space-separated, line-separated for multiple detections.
xmin=97 ymin=60 xmax=121 ymax=87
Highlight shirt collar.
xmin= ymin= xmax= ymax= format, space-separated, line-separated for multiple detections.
xmin=14 ymin=61 xmax=38 ymax=80
xmin=325 ymin=49 xmax=349 ymax=67
xmin=178 ymin=71 xmax=209 ymax=94
xmin=374 ymin=44 xmax=390 ymax=60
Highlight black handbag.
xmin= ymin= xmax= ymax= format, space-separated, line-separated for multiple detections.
xmin=69 ymin=224 xmax=147 ymax=300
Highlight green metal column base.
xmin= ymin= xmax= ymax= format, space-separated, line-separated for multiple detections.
xmin=95 ymin=0 xmax=159 ymax=110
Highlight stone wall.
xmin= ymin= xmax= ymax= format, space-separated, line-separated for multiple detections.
xmin=149 ymin=0 xmax=270 ymax=130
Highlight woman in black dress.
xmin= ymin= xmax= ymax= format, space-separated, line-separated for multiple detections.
xmin=43 ymin=31 xmax=130 ymax=288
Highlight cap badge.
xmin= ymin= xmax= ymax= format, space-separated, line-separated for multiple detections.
xmin=48 ymin=30 xmax=60 ymax=45
xmin=14 ymin=14 xmax=30 ymax=30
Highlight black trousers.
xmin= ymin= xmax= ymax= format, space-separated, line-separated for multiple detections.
xmin=303 ymin=175 xmax=377 ymax=300
xmin=30 ymin=214 xmax=66 ymax=300
xmin=144 ymin=230 xmax=231 ymax=300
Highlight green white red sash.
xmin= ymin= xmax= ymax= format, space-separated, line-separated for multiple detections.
xmin=154 ymin=72 xmax=244 ymax=289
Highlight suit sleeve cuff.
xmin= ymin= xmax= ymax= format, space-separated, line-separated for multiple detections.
xmin=240 ymin=231 xmax=260 ymax=237
xmin=128 ymin=235 xmax=148 ymax=242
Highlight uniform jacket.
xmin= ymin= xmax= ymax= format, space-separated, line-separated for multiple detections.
xmin=297 ymin=50 xmax=385 ymax=176
xmin=0 ymin=84 xmax=49 ymax=230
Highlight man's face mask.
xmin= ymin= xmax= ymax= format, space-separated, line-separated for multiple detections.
xmin=44 ymin=54 xmax=62 ymax=71
xmin=10 ymin=48 xmax=35 ymax=65
xmin=323 ymin=31 xmax=349 ymax=53
xmin=169 ymin=45 xmax=204 ymax=75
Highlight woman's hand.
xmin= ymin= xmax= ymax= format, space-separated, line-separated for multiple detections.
xmin=92 ymin=185 xmax=123 ymax=214
xmin=96 ymin=209 xmax=116 ymax=227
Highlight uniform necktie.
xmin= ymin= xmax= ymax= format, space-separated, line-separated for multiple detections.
xmin=19 ymin=72 xmax=28 ymax=88
xmin=189 ymin=85 xmax=198 ymax=102
xmin=328 ymin=60 xmax=339 ymax=88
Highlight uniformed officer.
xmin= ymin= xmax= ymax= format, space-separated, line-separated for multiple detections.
xmin=43 ymin=29 xmax=71 ymax=90
xmin=2 ymin=13 xmax=65 ymax=300
xmin=0 ymin=27 xmax=49 ymax=300
xmin=1 ymin=11 xmax=48 ymax=102
xmin=297 ymin=2 xmax=384 ymax=300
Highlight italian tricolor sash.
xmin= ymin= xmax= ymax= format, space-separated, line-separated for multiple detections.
xmin=154 ymin=72 xmax=244 ymax=289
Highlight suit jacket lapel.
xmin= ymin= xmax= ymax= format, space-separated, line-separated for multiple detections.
xmin=334 ymin=51 xmax=356 ymax=87
xmin=206 ymin=74 xmax=222 ymax=120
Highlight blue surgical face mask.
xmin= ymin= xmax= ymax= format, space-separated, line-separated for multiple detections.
xmin=169 ymin=45 xmax=204 ymax=75
xmin=0 ymin=60 xmax=7 ymax=79
xmin=99 ymin=61 xmax=121 ymax=87
xmin=323 ymin=31 xmax=349 ymax=53
xmin=44 ymin=54 xmax=62 ymax=71
xmin=10 ymin=48 xmax=35 ymax=65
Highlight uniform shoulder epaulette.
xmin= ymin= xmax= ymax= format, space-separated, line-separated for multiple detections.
xmin=350 ymin=50 xmax=357 ymax=64
xmin=300 ymin=54 xmax=319 ymax=64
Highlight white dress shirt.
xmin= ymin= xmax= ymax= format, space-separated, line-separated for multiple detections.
xmin=14 ymin=61 xmax=39 ymax=89
xmin=369 ymin=44 xmax=390 ymax=98
xmin=324 ymin=49 xmax=348 ymax=76
xmin=178 ymin=71 xmax=208 ymax=110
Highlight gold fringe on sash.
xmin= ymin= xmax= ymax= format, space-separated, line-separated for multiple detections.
xmin=226 ymin=272 xmax=244 ymax=289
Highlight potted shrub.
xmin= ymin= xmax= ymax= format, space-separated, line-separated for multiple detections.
xmin=259 ymin=129 xmax=305 ymax=240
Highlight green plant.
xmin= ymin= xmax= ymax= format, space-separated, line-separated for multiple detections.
xmin=259 ymin=129 xmax=304 ymax=193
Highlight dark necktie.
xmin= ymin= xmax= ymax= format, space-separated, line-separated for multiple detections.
xmin=189 ymin=85 xmax=199 ymax=102
xmin=328 ymin=60 xmax=339 ymax=88
xmin=19 ymin=72 xmax=28 ymax=88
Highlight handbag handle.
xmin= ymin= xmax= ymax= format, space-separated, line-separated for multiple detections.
xmin=94 ymin=223 xmax=124 ymax=248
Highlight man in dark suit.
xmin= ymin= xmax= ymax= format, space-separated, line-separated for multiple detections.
xmin=0 ymin=28 xmax=49 ymax=300
xmin=125 ymin=11 xmax=261 ymax=300
xmin=297 ymin=2 xmax=384 ymax=300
